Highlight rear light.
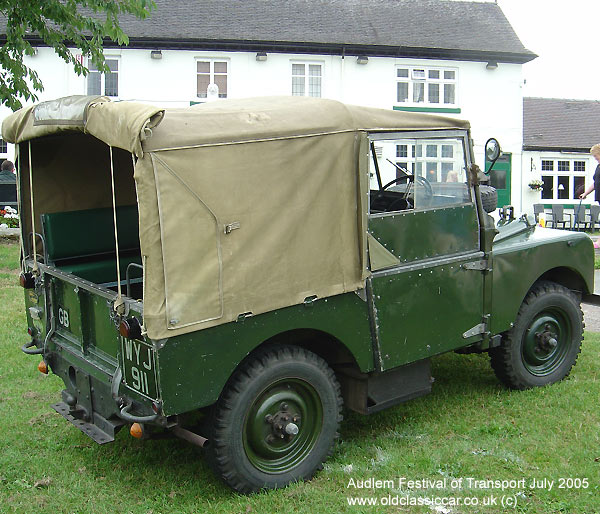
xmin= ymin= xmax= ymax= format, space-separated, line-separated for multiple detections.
xmin=19 ymin=272 xmax=35 ymax=289
xmin=119 ymin=317 xmax=142 ymax=340
xmin=38 ymin=360 xmax=48 ymax=374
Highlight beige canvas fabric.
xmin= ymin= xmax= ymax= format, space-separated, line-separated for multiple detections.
xmin=3 ymin=96 xmax=470 ymax=340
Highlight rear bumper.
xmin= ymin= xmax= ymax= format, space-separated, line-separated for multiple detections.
xmin=39 ymin=337 xmax=165 ymax=443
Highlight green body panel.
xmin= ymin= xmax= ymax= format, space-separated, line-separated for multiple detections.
xmin=368 ymin=204 xmax=479 ymax=262
xmin=371 ymin=258 xmax=484 ymax=369
xmin=156 ymin=291 xmax=373 ymax=416
xmin=368 ymin=204 xmax=484 ymax=369
xmin=489 ymin=221 xmax=594 ymax=335
xmin=50 ymin=276 xmax=122 ymax=359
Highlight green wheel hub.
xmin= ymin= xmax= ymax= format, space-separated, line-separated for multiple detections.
xmin=522 ymin=309 xmax=571 ymax=376
xmin=243 ymin=378 xmax=323 ymax=473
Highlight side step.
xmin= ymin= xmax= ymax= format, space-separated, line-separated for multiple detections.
xmin=51 ymin=402 xmax=124 ymax=444
xmin=336 ymin=359 xmax=432 ymax=415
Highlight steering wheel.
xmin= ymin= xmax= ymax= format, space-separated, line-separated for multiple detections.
xmin=381 ymin=174 xmax=433 ymax=198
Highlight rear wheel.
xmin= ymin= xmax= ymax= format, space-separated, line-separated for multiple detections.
xmin=490 ymin=281 xmax=583 ymax=389
xmin=208 ymin=345 xmax=342 ymax=493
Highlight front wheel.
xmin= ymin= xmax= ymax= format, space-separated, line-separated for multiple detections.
xmin=490 ymin=281 xmax=583 ymax=390
xmin=207 ymin=345 xmax=342 ymax=493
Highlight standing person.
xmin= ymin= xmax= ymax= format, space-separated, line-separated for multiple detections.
xmin=579 ymin=144 xmax=600 ymax=201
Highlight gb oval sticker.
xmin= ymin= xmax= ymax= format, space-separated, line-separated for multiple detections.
xmin=58 ymin=306 xmax=70 ymax=329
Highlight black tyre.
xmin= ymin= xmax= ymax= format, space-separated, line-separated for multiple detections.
xmin=480 ymin=185 xmax=498 ymax=213
xmin=207 ymin=345 xmax=343 ymax=493
xmin=490 ymin=281 xmax=583 ymax=390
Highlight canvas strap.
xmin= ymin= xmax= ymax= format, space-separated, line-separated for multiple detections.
xmin=28 ymin=142 xmax=39 ymax=273
xmin=109 ymin=146 xmax=124 ymax=312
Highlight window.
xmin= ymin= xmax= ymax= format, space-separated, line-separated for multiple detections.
xmin=292 ymin=63 xmax=322 ymax=97
xmin=370 ymin=135 xmax=469 ymax=213
xmin=396 ymin=66 xmax=457 ymax=106
xmin=541 ymin=160 xmax=554 ymax=171
xmin=539 ymin=157 xmax=588 ymax=201
xmin=197 ymin=60 xmax=228 ymax=98
xmin=87 ymin=58 xmax=119 ymax=97
xmin=0 ymin=139 xmax=7 ymax=154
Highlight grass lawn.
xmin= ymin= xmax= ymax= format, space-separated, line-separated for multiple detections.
xmin=0 ymin=240 xmax=598 ymax=513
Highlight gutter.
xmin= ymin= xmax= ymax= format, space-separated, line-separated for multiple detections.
xmin=4 ymin=35 xmax=538 ymax=64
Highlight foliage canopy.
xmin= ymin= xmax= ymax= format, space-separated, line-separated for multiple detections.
xmin=0 ymin=0 xmax=154 ymax=110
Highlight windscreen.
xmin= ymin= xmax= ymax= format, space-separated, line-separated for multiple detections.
xmin=369 ymin=135 xmax=470 ymax=213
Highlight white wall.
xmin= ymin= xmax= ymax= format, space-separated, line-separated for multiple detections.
xmin=1 ymin=47 xmax=525 ymax=211
xmin=521 ymin=150 xmax=596 ymax=215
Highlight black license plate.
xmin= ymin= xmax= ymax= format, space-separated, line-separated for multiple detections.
xmin=121 ymin=337 xmax=159 ymax=400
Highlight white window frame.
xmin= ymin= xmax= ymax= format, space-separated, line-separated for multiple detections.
xmin=394 ymin=141 xmax=462 ymax=182
xmin=86 ymin=57 xmax=120 ymax=98
xmin=396 ymin=66 xmax=458 ymax=107
xmin=196 ymin=58 xmax=229 ymax=99
xmin=540 ymin=157 xmax=588 ymax=201
xmin=0 ymin=138 xmax=7 ymax=154
xmin=291 ymin=61 xmax=323 ymax=98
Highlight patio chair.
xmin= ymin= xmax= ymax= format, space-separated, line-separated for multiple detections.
xmin=549 ymin=204 xmax=572 ymax=229
xmin=533 ymin=204 xmax=546 ymax=223
xmin=572 ymin=203 xmax=590 ymax=231
xmin=590 ymin=205 xmax=600 ymax=230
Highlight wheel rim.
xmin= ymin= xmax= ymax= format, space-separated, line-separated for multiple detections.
xmin=243 ymin=378 xmax=323 ymax=474
xmin=521 ymin=308 xmax=572 ymax=376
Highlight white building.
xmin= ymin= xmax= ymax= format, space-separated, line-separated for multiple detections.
xmin=0 ymin=0 xmax=535 ymax=210
xmin=522 ymin=97 xmax=600 ymax=217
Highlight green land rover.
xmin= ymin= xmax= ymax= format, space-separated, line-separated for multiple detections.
xmin=3 ymin=95 xmax=594 ymax=493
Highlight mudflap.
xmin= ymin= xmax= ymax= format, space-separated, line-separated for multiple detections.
xmin=51 ymin=401 xmax=125 ymax=445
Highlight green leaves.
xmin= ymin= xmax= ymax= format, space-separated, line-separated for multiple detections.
xmin=0 ymin=0 xmax=155 ymax=110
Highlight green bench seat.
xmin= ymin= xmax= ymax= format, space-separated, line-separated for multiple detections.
xmin=41 ymin=205 xmax=142 ymax=285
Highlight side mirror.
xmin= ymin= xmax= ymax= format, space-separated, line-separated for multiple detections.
xmin=484 ymin=138 xmax=501 ymax=175
xmin=485 ymin=138 xmax=501 ymax=162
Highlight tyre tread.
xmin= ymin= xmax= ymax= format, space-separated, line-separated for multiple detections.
xmin=207 ymin=344 xmax=343 ymax=493
xmin=490 ymin=281 xmax=583 ymax=390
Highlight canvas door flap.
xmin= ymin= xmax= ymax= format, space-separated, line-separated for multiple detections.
xmin=151 ymin=154 xmax=223 ymax=329
xmin=368 ymin=233 xmax=400 ymax=271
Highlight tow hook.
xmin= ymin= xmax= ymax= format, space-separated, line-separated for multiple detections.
xmin=22 ymin=340 xmax=44 ymax=355
xmin=117 ymin=399 xmax=159 ymax=424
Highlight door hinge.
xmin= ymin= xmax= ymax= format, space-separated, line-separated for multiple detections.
xmin=462 ymin=322 xmax=486 ymax=339
xmin=462 ymin=259 xmax=490 ymax=272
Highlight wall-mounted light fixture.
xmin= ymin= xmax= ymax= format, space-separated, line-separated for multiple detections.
xmin=356 ymin=55 xmax=369 ymax=65
xmin=486 ymin=60 xmax=498 ymax=70
xmin=150 ymin=50 xmax=162 ymax=60
xmin=256 ymin=52 xmax=268 ymax=62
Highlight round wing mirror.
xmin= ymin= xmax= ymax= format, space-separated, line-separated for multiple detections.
xmin=485 ymin=138 xmax=501 ymax=162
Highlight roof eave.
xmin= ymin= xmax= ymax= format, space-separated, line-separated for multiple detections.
xmin=523 ymin=145 xmax=591 ymax=153
xmin=11 ymin=35 xmax=537 ymax=64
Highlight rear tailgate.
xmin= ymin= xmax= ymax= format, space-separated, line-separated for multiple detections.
xmin=50 ymin=271 xmax=121 ymax=368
